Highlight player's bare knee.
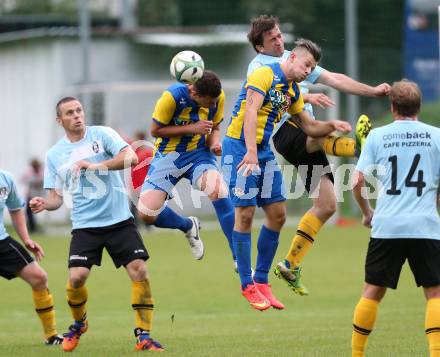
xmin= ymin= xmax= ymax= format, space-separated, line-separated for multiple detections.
xmin=208 ymin=186 xmax=227 ymax=200
xmin=30 ymin=267 xmax=48 ymax=290
xmin=315 ymin=202 xmax=336 ymax=221
xmin=69 ymin=272 xmax=88 ymax=288
xmin=236 ymin=211 xmax=254 ymax=231
xmin=275 ymin=211 xmax=286 ymax=228
xmin=139 ymin=211 xmax=156 ymax=224
xmin=127 ymin=260 xmax=147 ymax=281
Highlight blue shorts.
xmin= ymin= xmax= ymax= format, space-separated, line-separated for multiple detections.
xmin=221 ymin=137 xmax=286 ymax=207
xmin=142 ymin=147 xmax=218 ymax=197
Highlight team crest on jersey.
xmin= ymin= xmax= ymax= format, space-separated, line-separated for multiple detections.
xmin=0 ymin=187 xmax=8 ymax=200
xmin=92 ymin=141 xmax=99 ymax=153
xmin=268 ymin=88 xmax=291 ymax=114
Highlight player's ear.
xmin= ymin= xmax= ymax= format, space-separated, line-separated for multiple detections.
xmin=256 ymin=44 xmax=264 ymax=53
xmin=188 ymin=85 xmax=196 ymax=97
xmin=290 ymin=51 xmax=296 ymax=61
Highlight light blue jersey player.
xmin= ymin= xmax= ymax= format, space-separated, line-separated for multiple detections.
xmin=30 ymin=97 xmax=163 ymax=352
xmin=245 ymin=16 xmax=391 ymax=298
xmin=44 ymin=126 xmax=132 ymax=229
xmin=356 ymin=114 xmax=440 ymax=239
xmin=0 ymin=170 xmax=64 ymax=345
xmin=0 ymin=170 xmax=25 ymax=239
xmin=352 ymin=81 xmax=440 ymax=357
xmin=246 ymin=16 xmax=390 ymax=119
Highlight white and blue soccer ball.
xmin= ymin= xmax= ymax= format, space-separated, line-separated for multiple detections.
xmin=170 ymin=50 xmax=205 ymax=84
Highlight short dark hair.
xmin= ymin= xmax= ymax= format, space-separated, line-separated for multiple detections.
xmin=193 ymin=70 xmax=222 ymax=98
xmin=390 ymin=79 xmax=422 ymax=117
xmin=247 ymin=15 xmax=279 ymax=53
xmin=293 ymin=38 xmax=322 ymax=63
xmin=56 ymin=96 xmax=79 ymax=116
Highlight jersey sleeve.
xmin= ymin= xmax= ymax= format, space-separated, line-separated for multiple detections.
xmin=356 ymin=131 xmax=376 ymax=175
xmin=5 ymin=173 xmax=25 ymax=211
xmin=152 ymin=91 xmax=177 ymax=126
xmin=212 ymin=90 xmax=225 ymax=126
xmin=247 ymin=60 xmax=264 ymax=77
xmin=245 ymin=66 xmax=273 ymax=97
xmin=44 ymin=154 xmax=62 ymax=190
xmin=99 ymin=126 xmax=129 ymax=156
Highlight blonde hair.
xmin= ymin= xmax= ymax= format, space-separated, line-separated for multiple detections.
xmin=390 ymin=80 xmax=421 ymax=117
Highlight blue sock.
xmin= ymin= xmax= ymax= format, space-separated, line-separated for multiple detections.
xmin=254 ymin=225 xmax=280 ymax=284
xmin=284 ymin=259 xmax=291 ymax=269
xmin=154 ymin=206 xmax=192 ymax=232
xmin=212 ymin=198 xmax=235 ymax=260
xmin=139 ymin=333 xmax=150 ymax=341
xmin=232 ymin=230 xmax=253 ymax=289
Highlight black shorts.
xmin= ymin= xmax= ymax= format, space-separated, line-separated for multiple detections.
xmin=69 ymin=218 xmax=149 ymax=269
xmin=365 ymin=238 xmax=440 ymax=289
xmin=0 ymin=236 xmax=34 ymax=280
xmin=273 ymin=121 xmax=334 ymax=193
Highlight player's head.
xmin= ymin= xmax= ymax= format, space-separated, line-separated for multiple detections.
xmin=248 ymin=15 xmax=284 ymax=57
xmin=30 ymin=157 xmax=41 ymax=171
xmin=188 ymin=70 xmax=222 ymax=108
xmin=285 ymin=39 xmax=321 ymax=82
xmin=55 ymin=96 xmax=86 ymax=134
xmin=390 ymin=80 xmax=421 ymax=118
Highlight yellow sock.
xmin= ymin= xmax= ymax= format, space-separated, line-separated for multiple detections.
xmin=426 ymin=298 xmax=440 ymax=357
xmin=132 ymin=279 xmax=154 ymax=332
xmin=285 ymin=213 xmax=323 ymax=268
xmin=352 ymin=297 xmax=378 ymax=357
xmin=323 ymin=135 xmax=355 ymax=157
xmin=66 ymin=281 xmax=88 ymax=322
xmin=33 ymin=289 xmax=57 ymax=339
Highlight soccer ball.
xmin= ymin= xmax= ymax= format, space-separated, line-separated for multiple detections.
xmin=170 ymin=50 xmax=204 ymax=84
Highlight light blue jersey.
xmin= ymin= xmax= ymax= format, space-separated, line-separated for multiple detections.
xmin=44 ymin=126 xmax=132 ymax=229
xmin=356 ymin=120 xmax=440 ymax=239
xmin=247 ymin=50 xmax=325 ymax=117
xmin=0 ymin=170 xmax=25 ymax=240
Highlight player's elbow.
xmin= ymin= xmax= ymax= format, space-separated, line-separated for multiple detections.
xmin=150 ymin=123 xmax=161 ymax=138
xmin=150 ymin=127 xmax=158 ymax=138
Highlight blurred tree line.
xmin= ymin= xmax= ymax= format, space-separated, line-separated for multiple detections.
xmin=142 ymin=0 xmax=404 ymax=117
xmin=138 ymin=0 xmax=404 ymax=90
xmin=2 ymin=0 xmax=404 ymax=116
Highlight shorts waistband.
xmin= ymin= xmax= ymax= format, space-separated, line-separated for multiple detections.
xmin=225 ymin=136 xmax=270 ymax=149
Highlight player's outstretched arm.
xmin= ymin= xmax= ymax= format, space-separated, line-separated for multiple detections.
xmin=75 ymin=146 xmax=138 ymax=172
xmin=9 ymin=208 xmax=45 ymax=261
xmin=293 ymin=110 xmax=352 ymax=138
xmin=29 ymin=189 xmax=63 ymax=213
xmin=318 ymin=70 xmax=391 ymax=97
xmin=352 ymin=170 xmax=373 ymax=228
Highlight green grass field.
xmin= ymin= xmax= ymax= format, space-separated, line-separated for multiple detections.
xmin=0 ymin=223 xmax=429 ymax=356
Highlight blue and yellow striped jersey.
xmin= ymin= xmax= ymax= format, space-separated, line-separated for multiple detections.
xmin=226 ymin=63 xmax=304 ymax=146
xmin=152 ymin=83 xmax=225 ymax=154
